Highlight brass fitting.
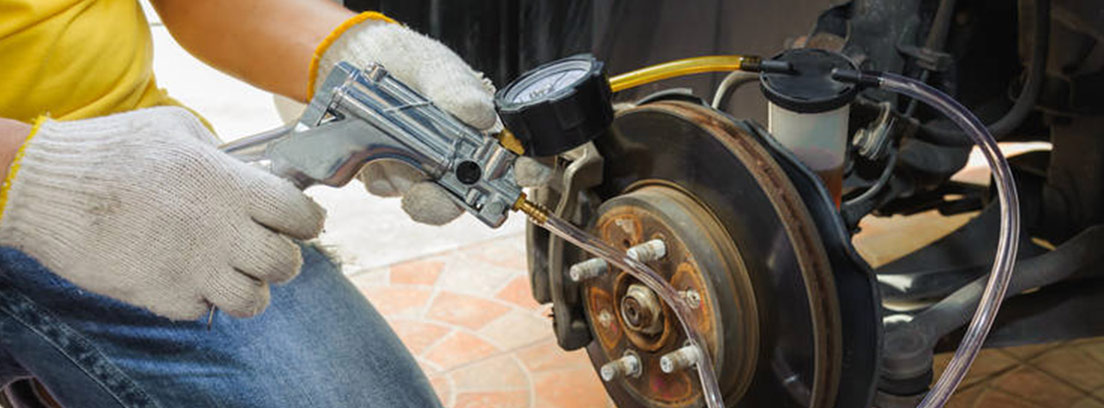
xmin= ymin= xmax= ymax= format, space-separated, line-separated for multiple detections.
xmin=496 ymin=129 xmax=526 ymax=156
xmin=512 ymin=193 xmax=549 ymax=224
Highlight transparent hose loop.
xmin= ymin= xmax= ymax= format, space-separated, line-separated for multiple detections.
xmin=536 ymin=215 xmax=726 ymax=408
xmin=877 ymin=72 xmax=1021 ymax=407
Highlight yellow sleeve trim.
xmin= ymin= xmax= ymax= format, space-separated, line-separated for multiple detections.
xmin=307 ymin=11 xmax=397 ymax=100
xmin=0 ymin=116 xmax=46 ymax=223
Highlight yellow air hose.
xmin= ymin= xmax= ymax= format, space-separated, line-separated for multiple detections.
xmin=608 ymin=55 xmax=760 ymax=92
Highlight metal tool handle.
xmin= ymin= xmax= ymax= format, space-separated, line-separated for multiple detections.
xmin=220 ymin=62 xmax=522 ymax=228
xmin=220 ymin=123 xmax=294 ymax=164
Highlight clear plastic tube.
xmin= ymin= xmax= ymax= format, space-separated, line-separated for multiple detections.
xmin=874 ymin=72 xmax=1021 ymax=407
xmin=533 ymin=213 xmax=725 ymax=408
xmin=608 ymin=55 xmax=752 ymax=93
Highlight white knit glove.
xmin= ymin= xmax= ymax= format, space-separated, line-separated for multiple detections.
xmin=0 ymin=107 xmax=325 ymax=320
xmin=313 ymin=13 xmax=550 ymax=225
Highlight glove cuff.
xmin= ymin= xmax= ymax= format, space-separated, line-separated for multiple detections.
xmin=308 ymin=11 xmax=397 ymax=100
xmin=0 ymin=115 xmax=46 ymax=226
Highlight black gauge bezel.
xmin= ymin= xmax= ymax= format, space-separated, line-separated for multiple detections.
xmin=494 ymin=54 xmax=614 ymax=157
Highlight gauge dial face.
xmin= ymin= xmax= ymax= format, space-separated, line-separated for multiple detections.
xmin=501 ymin=59 xmax=596 ymax=106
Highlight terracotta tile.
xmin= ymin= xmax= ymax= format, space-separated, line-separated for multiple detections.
xmin=853 ymin=210 xmax=973 ymax=268
xmin=1070 ymin=337 xmax=1104 ymax=346
xmin=960 ymin=350 xmax=1020 ymax=387
xmin=462 ymin=237 xmax=529 ymax=270
xmin=427 ymin=292 xmax=511 ymax=330
xmin=933 ymin=352 xmax=952 ymax=379
xmin=428 ymin=374 xmax=454 ymax=407
xmin=1073 ymin=398 xmax=1104 ymax=408
xmin=946 ymin=384 xmax=984 ymax=408
xmin=1002 ymin=342 xmax=1063 ymax=361
xmin=359 ymin=286 xmax=432 ymax=318
xmin=496 ymin=275 xmax=543 ymax=310
xmin=532 ymin=366 xmax=609 ymax=408
xmin=478 ymin=310 xmax=553 ymax=350
xmin=391 ymin=258 xmax=445 ymax=286
xmin=423 ymin=331 xmax=500 ymax=370
xmin=453 ymin=390 xmax=529 ymax=408
xmin=1033 ymin=348 xmax=1104 ymax=390
xmin=389 ymin=320 xmax=452 ymax=355
xmin=437 ymin=260 xmax=519 ymax=297
xmin=974 ymin=387 xmax=1045 ymax=408
xmin=348 ymin=267 xmax=389 ymax=288
xmin=1076 ymin=340 xmax=1104 ymax=368
xmin=993 ymin=366 xmax=1085 ymax=407
xmin=449 ymin=355 xmax=528 ymax=391
xmin=516 ymin=339 xmax=594 ymax=373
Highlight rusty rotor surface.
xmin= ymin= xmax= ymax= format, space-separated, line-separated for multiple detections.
xmin=585 ymin=185 xmax=759 ymax=407
xmin=578 ymin=101 xmax=841 ymax=407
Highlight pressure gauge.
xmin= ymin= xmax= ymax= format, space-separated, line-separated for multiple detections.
xmin=495 ymin=54 xmax=614 ymax=157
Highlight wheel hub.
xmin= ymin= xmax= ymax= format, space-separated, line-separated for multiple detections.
xmin=582 ymin=185 xmax=759 ymax=407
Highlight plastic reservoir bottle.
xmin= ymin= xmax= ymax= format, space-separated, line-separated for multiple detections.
xmin=767 ymin=102 xmax=848 ymax=204
xmin=760 ymin=49 xmax=859 ymax=205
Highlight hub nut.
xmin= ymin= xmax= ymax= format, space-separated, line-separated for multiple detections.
xmin=626 ymin=239 xmax=667 ymax=263
xmin=569 ymin=258 xmax=608 ymax=282
xmin=621 ymin=283 xmax=665 ymax=335
xmin=600 ymin=351 xmax=642 ymax=381
xmin=660 ymin=344 xmax=703 ymax=373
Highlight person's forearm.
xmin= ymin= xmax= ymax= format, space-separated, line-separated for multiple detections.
xmin=0 ymin=119 xmax=32 ymax=182
xmin=150 ymin=0 xmax=354 ymax=103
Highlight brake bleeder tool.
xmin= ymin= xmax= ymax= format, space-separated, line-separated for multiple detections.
xmin=222 ymin=55 xmax=612 ymax=228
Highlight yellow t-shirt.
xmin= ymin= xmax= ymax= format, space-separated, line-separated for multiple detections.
xmin=0 ymin=0 xmax=175 ymax=122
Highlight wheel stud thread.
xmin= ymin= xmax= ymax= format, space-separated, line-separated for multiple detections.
xmin=600 ymin=353 xmax=642 ymax=382
xmin=660 ymin=345 xmax=703 ymax=373
xmin=626 ymin=239 xmax=667 ymax=262
xmin=569 ymin=258 xmax=609 ymax=282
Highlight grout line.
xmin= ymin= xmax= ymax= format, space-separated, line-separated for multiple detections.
xmin=419 ymin=357 xmax=445 ymax=375
xmin=985 ymin=387 xmax=1049 ymax=408
xmin=346 ymin=232 xmax=527 ymax=279
xmin=436 ymin=336 xmax=554 ymax=376
xmin=1024 ymin=348 xmax=1104 ymax=404
xmin=451 ymin=385 xmax=530 ymax=393
xmin=956 ymin=361 xmax=1020 ymax=394
xmin=511 ymin=353 xmax=537 ymax=408
xmin=442 ymin=375 xmax=457 ymax=407
xmin=416 ymin=326 xmax=457 ymax=361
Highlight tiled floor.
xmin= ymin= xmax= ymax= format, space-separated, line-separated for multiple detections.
xmin=935 ymin=340 xmax=1104 ymax=408
xmin=349 ymin=234 xmax=614 ymax=408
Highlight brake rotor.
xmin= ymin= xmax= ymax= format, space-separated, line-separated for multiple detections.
xmin=573 ymin=100 xmax=843 ymax=407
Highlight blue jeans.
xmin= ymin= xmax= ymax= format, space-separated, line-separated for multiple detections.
xmin=0 ymin=244 xmax=442 ymax=407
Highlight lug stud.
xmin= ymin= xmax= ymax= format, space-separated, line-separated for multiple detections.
xmin=569 ymin=258 xmax=609 ymax=282
xmin=626 ymin=239 xmax=667 ymax=262
xmin=600 ymin=351 xmax=642 ymax=381
xmin=660 ymin=344 xmax=703 ymax=373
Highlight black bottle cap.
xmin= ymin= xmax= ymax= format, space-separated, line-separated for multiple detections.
xmin=760 ymin=49 xmax=859 ymax=114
